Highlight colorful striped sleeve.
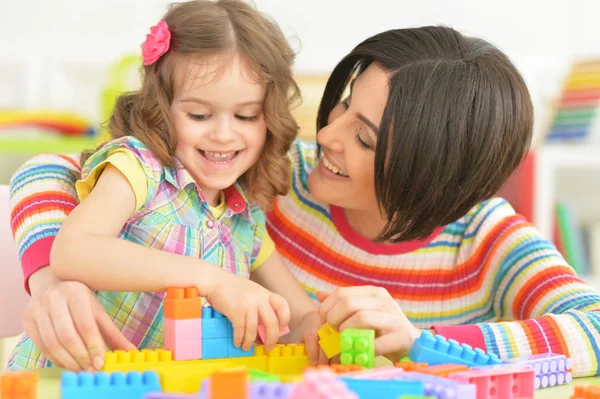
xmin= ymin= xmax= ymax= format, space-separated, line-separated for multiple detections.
xmin=434 ymin=207 xmax=600 ymax=377
xmin=9 ymin=153 xmax=82 ymax=294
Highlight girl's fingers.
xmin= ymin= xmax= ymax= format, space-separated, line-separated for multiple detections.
xmin=232 ymin=312 xmax=247 ymax=349
xmin=257 ymin=304 xmax=278 ymax=351
xmin=243 ymin=307 xmax=260 ymax=351
xmin=269 ymin=294 xmax=290 ymax=331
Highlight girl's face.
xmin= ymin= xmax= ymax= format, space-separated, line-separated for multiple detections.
xmin=170 ymin=53 xmax=267 ymax=204
xmin=308 ymin=63 xmax=388 ymax=212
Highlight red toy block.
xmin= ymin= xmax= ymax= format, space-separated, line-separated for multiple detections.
xmin=305 ymin=364 xmax=364 ymax=375
xmin=164 ymin=287 xmax=202 ymax=320
xmin=0 ymin=371 xmax=38 ymax=399
xmin=395 ymin=360 xmax=429 ymax=372
xmin=165 ymin=318 xmax=203 ymax=341
xmin=256 ymin=324 xmax=290 ymax=344
xmin=210 ymin=368 xmax=249 ymax=399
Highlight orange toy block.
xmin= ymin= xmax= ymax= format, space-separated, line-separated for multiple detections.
xmin=210 ymin=368 xmax=249 ymax=399
xmin=164 ymin=287 xmax=202 ymax=319
xmin=258 ymin=344 xmax=310 ymax=377
xmin=306 ymin=364 xmax=364 ymax=374
xmin=0 ymin=371 xmax=38 ymax=399
xmin=419 ymin=364 xmax=469 ymax=378
xmin=571 ymin=385 xmax=600 ymax=399
xmin=395 ymin=360 xmax=429 ymax=371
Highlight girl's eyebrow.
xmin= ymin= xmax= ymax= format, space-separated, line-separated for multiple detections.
xmin=180 ymin=97 xmax=262 ymax=106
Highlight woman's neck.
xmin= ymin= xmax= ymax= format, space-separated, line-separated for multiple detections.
xmin=344 ymin=207 xmax=388 ymax=241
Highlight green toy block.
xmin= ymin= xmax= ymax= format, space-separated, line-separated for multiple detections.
xmin=340 ymin=329 xmax=375 ymax=368
xmin=248 ymin=369 xmax=280 ymax=382
xmin=398 ymin=396 xmax=436 ymax=399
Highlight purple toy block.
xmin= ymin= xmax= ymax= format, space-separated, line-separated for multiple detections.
xmin=164 ymin=318 xmax=203 ymax=341
xmin=449 ymin=367 xmax=534 ymax=398
xmin=535 ymin=370 xmax=572 ymax=389
xmin=250 ymin=381 xmax=295 ymax=399
xmin=394 ymin=372 xmax=476 ymax=399
xmin=168 ymin=338 xmax=203 ymax=361
xmin=505 ymin=353 xmax=572 ymax=375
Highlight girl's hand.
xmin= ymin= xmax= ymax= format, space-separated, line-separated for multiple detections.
xmin=205 ymin=271 xmax=291 ymax=352
xmin=24 ymin=272 xmax=135 ymax=371
xmin=317 ymin=286 xmax=422 ymax=363
xmin=296 ymin=311 xmax=329 ymax=365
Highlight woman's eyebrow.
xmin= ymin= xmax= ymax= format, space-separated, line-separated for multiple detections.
xmin=356 ymin=113 xmax=379 ymax=136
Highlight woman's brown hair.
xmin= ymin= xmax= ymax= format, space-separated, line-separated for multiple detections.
xmin=84 ymin=0 xmax=300 ymax=209
xmin=317 ymin=26 xmax=533 ymax=243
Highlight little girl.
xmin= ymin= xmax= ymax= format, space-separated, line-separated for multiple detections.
xmin=8 ymin=0 xmax=317 ymax=371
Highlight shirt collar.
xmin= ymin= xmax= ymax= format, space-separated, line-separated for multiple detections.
xmin=164 ymin=159 xmax=252 ymax=221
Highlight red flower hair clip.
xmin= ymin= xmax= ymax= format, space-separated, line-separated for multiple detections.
xmin=141 ymin=21 xmax=171 ymax=66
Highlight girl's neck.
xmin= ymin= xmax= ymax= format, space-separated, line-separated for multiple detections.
xmin=343 ymin=207 xmax=388 ymax=241
xmin=203 ymin=189 xmax=223 ymax=207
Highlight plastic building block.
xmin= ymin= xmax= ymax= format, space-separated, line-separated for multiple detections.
xmin=343 ymin=366 xmax=404 ymax=380
xmin=288 ymin=369 xmax=357 ymax=399
xmin=261 ymin=344 xmax=310 ymax=377
xmin=418 ymin=364 xmax=469 ymax=378
xmin=145 ymin=394 xmax=197 ymax=398
xmin=248 ymin=369 xmax=281 ymax=382
xmin=202 ymin=307 xmax=232 ymax=339
xmin=340 ymin=328 xmax=375 ymax=368
xmin=211 ymin=368 xmax=249 ymax=399
xmin=305 ymin=364 xmax=363 ymax=375
xmin=164 ymin=288 xmax=202 ymax=320
xmin=341 ymin=378 xmax=425 ymax=399
xmin=257 ymin=324 xmax=290 ymax=344
xmin=535 ymin=370 xmax=572 ymax=389
xmin=61 ymin=371 xmax=161 ymax=399
xmin=394 ymin=372 xmax=476 ymax=399
xmin=0 ymin=371 xmax=38 ymax=399
xmin=317 ymin=324 xmax=341 ymax=359
xmin=409 ymin=330 xmax=502 ymax=367
xmin=398 ymin=396 xmax=436 ymax=399
xmin=250 ymin=381 xmax=296 ymax=399
xmin=506 ymin=353 xmax=573 ymax=375
xmin=449 ymin=367 xmax=535 ymax=398
xmin=202 ymin=338 xmax=254 ymax=359
xmin=165 ymin=318 xmax=203 ymax=341
xmin=571 ymin=384 xmax=600 ymax=399
xmin=395 ymin=360 xmax=429 ymax=372
xmin=168 ymin=338 xmax=203 ymax=361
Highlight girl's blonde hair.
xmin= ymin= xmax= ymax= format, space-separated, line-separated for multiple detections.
xmin=87 ymin=0 xmax=300 ymax=208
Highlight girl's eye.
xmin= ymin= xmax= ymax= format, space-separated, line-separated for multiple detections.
xmin=188 ymin=113 xmax=208 ymax=121
xmin=236 ymin=115 xmax=259 ymax=122
xmin=355 ymin=128 xmax=373 ymax=151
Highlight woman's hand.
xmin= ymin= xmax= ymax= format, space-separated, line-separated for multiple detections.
xmin=205 ymin=270 xmax=291 ymax=352
xmin=24 ymin=269 xmax=135 ymax=371
xmin=294 ymin=310 xmax=329 ymax=365
xmin=317 ymin=286 xmax=422 ymax=363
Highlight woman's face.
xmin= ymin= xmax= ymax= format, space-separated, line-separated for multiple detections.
xmin=308 ymin=63 xmax=388 ymax=212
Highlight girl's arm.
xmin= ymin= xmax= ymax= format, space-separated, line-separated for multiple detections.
xmin=50 ymin=163 xmax=221 ymax=294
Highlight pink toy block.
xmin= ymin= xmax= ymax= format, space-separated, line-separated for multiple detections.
xmin=167 ymin=339 xmax=202 ymax=361
xmin=449 ymin=367 xmax=535 ymax=399
xmin=343 ymin=366 xmax=405 ymax=380
xmin=289 ymin=369 xmax=358 ymax=399
xmin=164 ymin=318 xmax=203 ymax=340
xmin=256 ymin=324 xmax=290 ymax=344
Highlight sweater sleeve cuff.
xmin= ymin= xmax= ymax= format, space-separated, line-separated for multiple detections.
xmin=431 ymin=324 xmax=487 ymax=351
xmin=21 ymin=236 xmax=55 ymax=295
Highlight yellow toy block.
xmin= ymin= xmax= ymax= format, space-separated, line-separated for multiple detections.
xmin=161 ymin=364 xmax=234 ymax=393
xmin=258 ymin=343 xmax=310 ymax=378
xmin=317 ymin=324 xmax=341 ymax=359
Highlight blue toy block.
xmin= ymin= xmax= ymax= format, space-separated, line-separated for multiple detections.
xmin=61 ymin=371 xmax=160 ymax=399
xmin=408 ymin=331 xmax=501 ymax=367
xmin=340 ymin=378 xmax=424 ymax=399
xmin=202 ymin=337 xmax=255 ymax=359
xmin=202 ymin=307 xmax=232 ymax=339
xmin=394 ymin=372 xmax=476 ymax=399
xmin=202 ymin=338 xmax=230 ymax=359
xmin=250 ymin=381 xmax=296 ymax=398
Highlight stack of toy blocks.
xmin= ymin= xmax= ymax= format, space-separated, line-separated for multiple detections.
xmin=202 ymin=307 xmax=254 ymax=359
xmin=0 ymin=371 xmax=38 ymax=399
xmin=164 ymin=287 xmax=203 ymax=361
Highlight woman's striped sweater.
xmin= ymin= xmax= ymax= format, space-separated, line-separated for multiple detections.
xmin=9 ymin=140 xmax=600 ymax=377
